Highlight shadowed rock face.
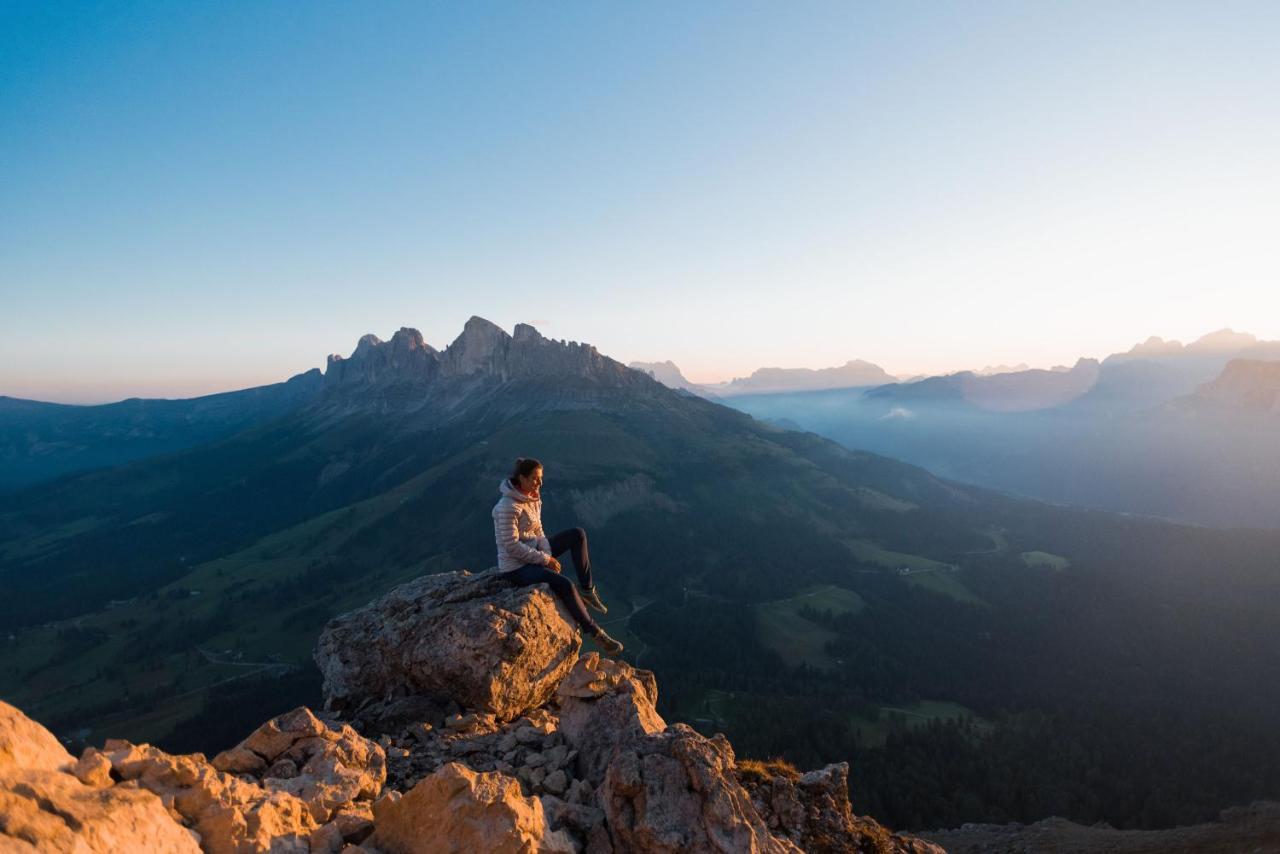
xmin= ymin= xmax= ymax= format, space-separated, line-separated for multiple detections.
xmin=740 ymin=761 xmax=945 ymax=854
xmin=314 ymin=570 xmax=582 ymax=721
xmin=601 ymin=723 xmax=802 ymax=854
xmin=556 ymin=653 xmax=666 ymax=785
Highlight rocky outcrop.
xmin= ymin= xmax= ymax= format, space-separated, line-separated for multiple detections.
xmin=556 ymin=653 xmax=666 ymax=784
xmin=0 ymin=701 xmax=200 ymax=853
xmin=210 ymin=706 xmax=386 ymax=824
xmin=100 ymin=739 xmax=322 ymax=853
xmin=601 ymin=723 xmax=801 ymax=853
xmin=740 ymin=760 xmax=945 ymax=854
xmin=3 ymin=571 xmax=944 ymax=853
xmin=80 ymin=707 xmax=386 ymax=853
xmin=314 ymin=570 xmax=581 ymax=721
xmin=368 ymin=761 xmax=576 ymax=853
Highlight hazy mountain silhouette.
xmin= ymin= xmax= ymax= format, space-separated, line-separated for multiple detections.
xmin=864 ymin=359 xmax=1101 ymax=413
xmin=630 ymin=358 xmax=896 ymax=399
xmin=1171 ymin=359 xmax=1280 ymax=417
xmin=0 ymin=369 xmax=323 ymax=493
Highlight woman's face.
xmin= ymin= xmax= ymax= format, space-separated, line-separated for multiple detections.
xmin=518 ymin=466 xmax=544 ymax=494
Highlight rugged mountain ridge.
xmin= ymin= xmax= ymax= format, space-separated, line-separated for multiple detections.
xmin=1170 ymin=358 xmax=1280 ymax=416
xmin=0 ymin=569 xmax=942 ymax=853
xmin=321 ymin=318 xmax=655 ymax=414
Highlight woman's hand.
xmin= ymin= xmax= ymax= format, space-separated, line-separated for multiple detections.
xmin=546 ymin=556 xmax=563 ymax=573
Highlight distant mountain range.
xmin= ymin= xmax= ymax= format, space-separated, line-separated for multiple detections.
xmin=3 ymin=317 xmax=1280 ymax=834
xmin=638 ymin=328 xmax=1280 ymax=416
xmin=630 ymin=359 xmax=897 ymax=398
xmin=718 ymin=330 xmax=1280 ymax=528
xmin=0 ymin=370 xmax=324 ymax=493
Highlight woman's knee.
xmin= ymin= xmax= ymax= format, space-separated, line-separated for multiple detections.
xmin=573 ymin=526 xmax=586 ymax=542
xmin=546 ymin=572 xmax=572 ymax=594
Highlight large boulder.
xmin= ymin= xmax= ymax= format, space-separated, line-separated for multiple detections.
xmin=210 ymin=706 xmax=386 ymax=823
xmin=600 ymin=723 xmax=802 ymax=853
xmin=368 ymin=761 xmax=576 ymax=853
xmin=314 ymin=570 xmax=581 ymax=721
xmin=556 ymin=653 xmax=666 ymax=784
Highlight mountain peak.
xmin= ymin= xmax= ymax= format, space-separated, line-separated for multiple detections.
xmin=389 ymin=327 xmax=431 ymax=352
xmin=512 ymin=323 xmax=543 ymax=343
xmin=1189 ymin=328 xmax=1257 ymax=352
xmin=444 ymin=316 xmax=513 ymax=376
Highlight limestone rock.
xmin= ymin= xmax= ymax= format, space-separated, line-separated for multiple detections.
xmin=0 ymin=699 xmax=74 ymax=774
xmin=368 ymin=761 xmax=576 ymax=853
xmin=73 ymin=747 xmax=114 ymax=788
xmin=556 ymin=653 xmax=665 ymax=784
xmin=0 ymin=767 xmax=202 ymax=853
xmin=212 ymin=707 xmax=386 ymax=823
xmin=600 ymin=724 xmax=801 ymax=854
xmin=314 ymin=570 xmax=581 ymax=721
xmin=739 ymin=760 xmax=944 ymax=853
xmin=101 ymin=739 xmax=320 ymax=854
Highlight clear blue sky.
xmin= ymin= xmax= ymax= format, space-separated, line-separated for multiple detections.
xmin=4 ymin=1 xmax=1279 ymax=402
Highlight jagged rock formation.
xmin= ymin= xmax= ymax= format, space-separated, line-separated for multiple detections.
xmin=314 ymin=570 xmax=581 ymax=721
xmin=2 ymin=571 xmax=943 ymax=852
xmin=602 ymin=723 xmax=802 ymax=853
xmin=740 ymin=760 xmax=943 ymax=853
xmin=318 ymin=318 xmax=658 ymax=416
xmin=209 ymin=706 xmax=386 ymax=824
xmin=555 ymin=653 xmax=667 ymax=784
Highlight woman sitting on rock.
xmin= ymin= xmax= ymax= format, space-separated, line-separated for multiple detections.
xmin=493 ymin=457 xmax=624 ymax=656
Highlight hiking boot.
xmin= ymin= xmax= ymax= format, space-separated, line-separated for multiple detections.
xmin=592 ymin=629 xmax=624 ymax=657
xmin=581 ymin=586 xmax=608 ymax=614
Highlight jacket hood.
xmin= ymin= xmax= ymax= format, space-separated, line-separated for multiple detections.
xmin=499 ymin=478 xmax=537 ymax=503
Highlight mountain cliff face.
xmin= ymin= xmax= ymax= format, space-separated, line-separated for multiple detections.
xmin=1171 ymin=359 xmax=1280 ymax=416
xmin=320 ymin=318 xmax=655 ymax=416
xmin=0 ymin=570 xmax=943 ymax=853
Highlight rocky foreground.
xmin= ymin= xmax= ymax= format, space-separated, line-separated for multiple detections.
xmin=1 ymin=569 xmax=941 ymax=853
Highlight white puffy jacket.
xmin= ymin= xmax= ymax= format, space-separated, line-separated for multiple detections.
xmin=492 ymin=478 xmax=552 ymax=572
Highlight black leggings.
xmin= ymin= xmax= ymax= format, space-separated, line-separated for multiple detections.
xmin=505 ymin=527 xmax=598 ymax=633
